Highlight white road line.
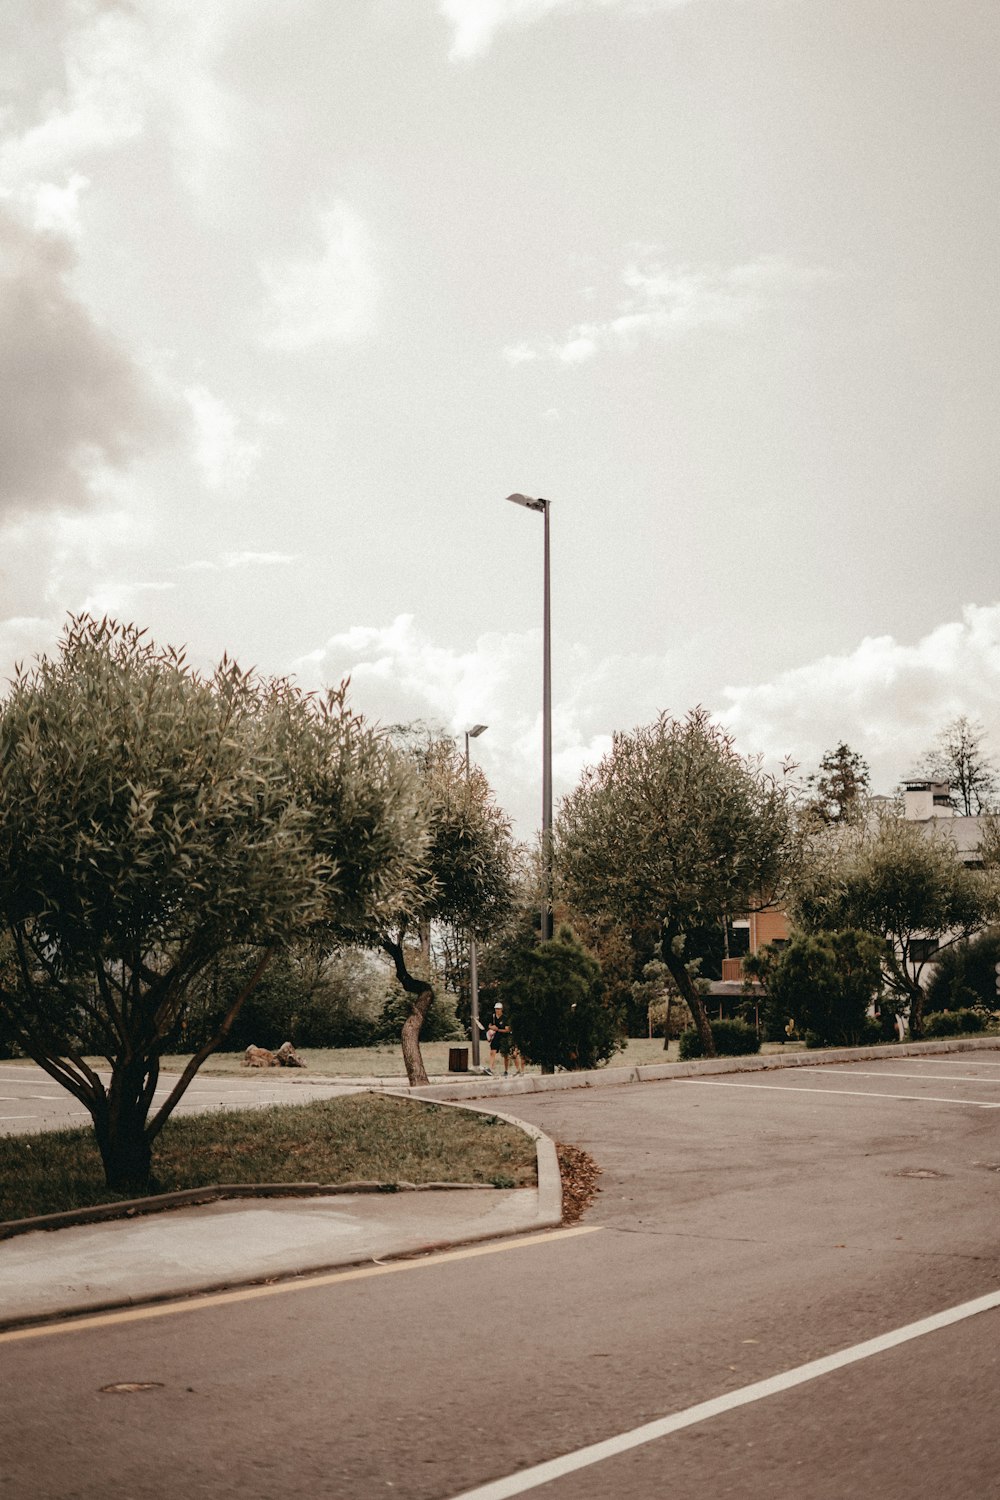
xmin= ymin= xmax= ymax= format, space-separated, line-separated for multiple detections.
xmin=826 ymin=1070 xmax=1000 ymax=1085
xmin=446 ymin=1290 xmax=1000 ymax=1500
xmin=911 ymin=1057 xmax=1000 ymax=1068
xmin=674 ymin=1079 xmax=1000 ymax=1108
xmin=0 ymin=1112 xmax=89 ymax=1121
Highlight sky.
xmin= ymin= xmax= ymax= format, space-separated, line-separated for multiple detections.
xmin=2 ymin=0 xmax=1000 ymax=836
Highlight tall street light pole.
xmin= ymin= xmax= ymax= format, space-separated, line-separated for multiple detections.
xmin=506 ymin=493 xmax=553 ymax=942
xmin=465 ymin=723 xmax=488 ymax=1065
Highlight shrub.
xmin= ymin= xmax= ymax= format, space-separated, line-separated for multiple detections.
xmin=376 ymin=987 xmax=463 ymax=1043
xmin=177 ymin=946 xmax=393 ymax=1051
xmin=679 ymin=1018 xmax=760 ymax=1060
xmin=757 ymin=929 xmax=883 ymax=1047
xmin=805 ymin=1017 xmax=883 ymax=1049
xmin=924 ymin=928 xmax=1000 ymax=1015
xmin=923 ymin=1008 xmax=987 ymax=1038
xmin=499 ymin=925 xmax=624 ymax=1072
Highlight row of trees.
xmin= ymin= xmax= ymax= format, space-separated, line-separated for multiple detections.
xmin=2 ymin=616 xmax=996 ymax=1191
xmin=547 ymin=715 xmax=1000 ymax=1057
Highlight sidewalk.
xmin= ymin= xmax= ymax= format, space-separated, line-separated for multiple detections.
xmin=0 ymin=1103 xmax=562 ymax=1332
xmin=2 ymin=1037 xmax=997 ymax=1331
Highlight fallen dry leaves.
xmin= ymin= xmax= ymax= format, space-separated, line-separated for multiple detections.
xmin=557 ymin=1141 xmax=602 ymax=1224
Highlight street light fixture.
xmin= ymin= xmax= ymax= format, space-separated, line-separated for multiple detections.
xmin=506 ymin=493 xmax=553 ymax=942
xmin=464 ymin=723 xmax=488 ymax=1065
xmin=464 ymin=725 xmax=488 ymax=771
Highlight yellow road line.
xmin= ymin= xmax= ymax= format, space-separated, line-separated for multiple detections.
xmin=0 ymin=1225 xmax=601 ymax=1345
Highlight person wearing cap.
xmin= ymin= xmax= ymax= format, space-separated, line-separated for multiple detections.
xmin=486 ymin=1001 xmax=512 ymax=1077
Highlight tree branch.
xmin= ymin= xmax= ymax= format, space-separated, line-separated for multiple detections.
xmin=145 ymin=946 xmax=277 ymax=1142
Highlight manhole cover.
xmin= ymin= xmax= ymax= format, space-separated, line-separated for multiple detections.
xmin=99 ymin=1382 xmax=164 ymax=1394
xmin=896 ymin=1169 xmax=944 ymax=1180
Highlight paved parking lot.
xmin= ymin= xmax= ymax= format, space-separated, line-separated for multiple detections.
xmin=0 ymin=1061 xmax=355 ymax=1134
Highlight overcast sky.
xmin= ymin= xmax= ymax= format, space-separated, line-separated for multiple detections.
xmin=3 ymin=0 xmax=999 ymax=834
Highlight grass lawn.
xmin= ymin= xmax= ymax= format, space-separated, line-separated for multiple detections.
xmin=0 ymin=1093 xmax=537 ymax=1223
xmin=149 ymin=1035 xmax=804 ymax=1078
xmin=154 ymin=1037 xmax=684 ymax=1078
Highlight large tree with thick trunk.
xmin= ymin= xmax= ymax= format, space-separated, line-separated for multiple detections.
xmin=558 ymin=708 xmax=795 ymax=1057
xmin=0 ymin=616 xmax=419 ymax=1192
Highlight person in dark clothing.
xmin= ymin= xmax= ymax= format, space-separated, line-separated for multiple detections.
xmin=487 ymin=1001 xmax=512 ymax=1077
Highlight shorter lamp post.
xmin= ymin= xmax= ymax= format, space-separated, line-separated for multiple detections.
xmin=465 ymin=724 xmax=488 ymax=1065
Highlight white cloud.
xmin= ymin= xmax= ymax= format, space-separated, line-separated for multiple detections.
xmin=0 ymin=0 xmax=247 ymax=219
xmin=294 ymin=604 xmax=1000 ymax=835
xmin=440 ymin=0 xmax=696 ymax=60
xmin=184 ymin=385 xmax=261 ymax=492
xmin=508 ymin=254 xmax=833 ymax=363
xmin=222 ymin=551 xmax=297 ymax=569
xmin=260 ymin=202 xmax=379 ymax=351
xmin=179 ymin=551 xmax=297 ymax=574
xmin=720 ymin=604 xmax=1000 ymax=791
xmin=295 ymin=614 xmax=696 ymax=835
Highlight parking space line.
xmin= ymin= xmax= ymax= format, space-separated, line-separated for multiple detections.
xmin=917 ymin=1057 xmax=1000 ymax=1068
xmin=445 ymin=1289 xmax=1000 ymax=1500
xmin=675 ymin=1079 xmax=1000 ymax=1108
xmin=823 ymin=1070 xmax=1000 ymax=1085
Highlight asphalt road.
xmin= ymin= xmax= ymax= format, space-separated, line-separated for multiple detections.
xmin=3 ymin=1053 xmax=1000 ymax=1499
xmin=0 ymin=1061 xmax=356 ymax=1134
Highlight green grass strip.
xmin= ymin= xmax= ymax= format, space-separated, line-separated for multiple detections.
xmin=0 ymin=1095 xmax=536 ymax=1223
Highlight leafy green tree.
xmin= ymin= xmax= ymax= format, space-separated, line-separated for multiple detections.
xmin=923 ymin=926 xmax=1000 ymax=1015
xmin=362 ymin=736 xmax=516 ymax=1086
xmin=751 ymin=929 xmax=883 ymax=1047
xmin=0 ymin=616 xmax=418 ymax=1191
xmin=499 ymin=925 xmax=623 ymax=1073
xmin=917 ymin=715 xmax=998 ymax=815
xmin=790 ymin=807 xmax=999 ymax=1036
xmin=805 ymin=743 xmax=871 ymax=824
xmin=558 ymin=708 xmax=795 ymax=1056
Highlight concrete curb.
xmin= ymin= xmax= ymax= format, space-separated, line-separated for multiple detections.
xmin=403 ymin=1034 xmax=1000 ymax=1102
xmin=377 ymin=1088 xmax=563 ymax=1230
xmin=0 ymin=1178 xmax=497 ymax=1243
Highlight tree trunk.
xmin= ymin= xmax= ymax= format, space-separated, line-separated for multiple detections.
xmin=400 ymin=989 xmax=434 ymax=1086
xmin=662 ymin=931 xmax=716 ymax=1057
xmin=89 ymin=1052 xmax=165 ymax=1194
xmin=382 ymin=937 xmax=433 ymax=1086
xmin=906 ymin=979 xmax=925 ymax=1039
xmin=94 ymin=1118 xmax=155 ymax=1195
xmin=662 ymin=993 xmax=672 ymax=1051
xmin=91 ymin=1073 xmax=157 ymax=1195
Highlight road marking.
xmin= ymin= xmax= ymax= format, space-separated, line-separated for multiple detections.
xmin=914 ymin=1057 xmax=1000 ymax=1068
xmin=0 ymin=1226 xmax=600 ymax=1344
xmin=445 ymin=1289 xmax=1000 ymax=1500
xmin=675 ymin=1079 xmax=1000 ymax=1108
xmin=0 ymin=1093 xmax=65 ymax=1101
xmin=823 ymin=1069 xmax=1000 ymax=1086
xmin=0 ymin=1112 xmax=90 ymax=1123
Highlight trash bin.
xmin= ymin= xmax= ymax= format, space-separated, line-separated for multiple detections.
xmin=448 ymin=1047 xmax=469 ymax=1073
